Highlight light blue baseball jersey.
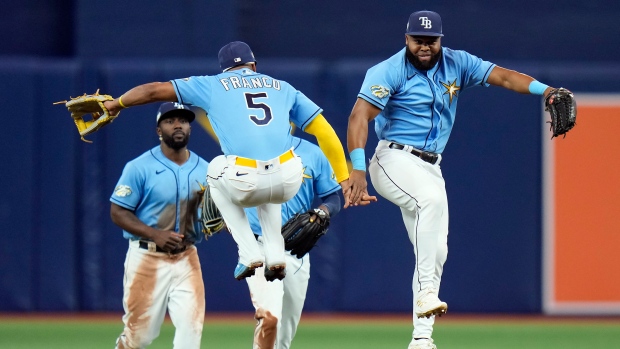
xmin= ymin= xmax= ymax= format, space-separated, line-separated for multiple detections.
xmin=359 ymin=47 xmax=496 ymax=154
xmin=245 ymin=137 xmax=340 ymax=235
xmin=110 ymin=146 xmax=209 ymax=244
xmin=172 ymin=69 xmax=322 ymax=160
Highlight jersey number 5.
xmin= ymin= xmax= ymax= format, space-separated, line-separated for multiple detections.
xmin=245 ymin=92 xmax=273 ymax=126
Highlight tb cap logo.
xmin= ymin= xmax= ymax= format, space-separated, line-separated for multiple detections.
xmin=419 ymin=17 xmax=432 ymax=29
xmin=406 ymin=11 xmax=443 ymax=37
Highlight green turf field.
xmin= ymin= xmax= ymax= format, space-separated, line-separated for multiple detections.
xmin=0 ymin=316 xmax=619 ymax=348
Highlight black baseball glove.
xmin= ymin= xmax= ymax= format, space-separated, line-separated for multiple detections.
xmin=281 ymin=208 xmax=330 ymax=259
xmin=545 ymin=87 xmax=577 ymax=138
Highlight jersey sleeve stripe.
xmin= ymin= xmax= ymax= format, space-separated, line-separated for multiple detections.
xmin=480 ymin=64 xmax=496 ymax=86
xmin=299 ymin=107 xmax=323 ymax=129
xmin=171 ymin=80 xmax=185 ymax=104
xmin=358 ymin=93 xmax=385 ymax=110
xmin=110 ymin=198 xmax=137 ymax=211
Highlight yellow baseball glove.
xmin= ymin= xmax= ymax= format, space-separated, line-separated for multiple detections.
xmin=54 ymin=90 xmax=117 ymax=143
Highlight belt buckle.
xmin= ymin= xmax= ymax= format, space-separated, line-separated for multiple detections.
xmin=417 ymin=151 xmax=428 ymax=162
xmin=421 ymin=152 xmax=437 ymax=164
xmin=145 ymin=241 xmax=157 ymax=252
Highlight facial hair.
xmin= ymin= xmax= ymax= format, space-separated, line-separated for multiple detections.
xmin=406 ymin=48 xmax=442 ymax=71
xmin=162 ymin=132 xmax=189 ymax=150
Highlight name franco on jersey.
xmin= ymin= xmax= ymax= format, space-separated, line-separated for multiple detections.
xmin=218 ymin=76 xmax=282 ymax=91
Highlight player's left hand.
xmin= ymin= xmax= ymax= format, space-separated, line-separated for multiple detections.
xmin=544 ymin=87 xmax=577 ymax=138
xmin=281 ymin=208 xmax=330 ymax=259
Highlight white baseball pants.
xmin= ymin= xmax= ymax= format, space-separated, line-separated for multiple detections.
xmin=368 ymin=140 xmax=449 ymax=339
xmin=115 ymin=241 xmax=205 ymax=349
xmin=207 ymin=149 xmax=303 ymax=267
xmin=246 ymin=236 xmax=309 ymax=349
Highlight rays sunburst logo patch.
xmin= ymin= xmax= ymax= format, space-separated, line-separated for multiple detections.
xmin=441 ymin=79 xmax=460 ymax=104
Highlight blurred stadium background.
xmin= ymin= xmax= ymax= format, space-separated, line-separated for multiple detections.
xmin=1 ymin=0 xmax=619 ymax=347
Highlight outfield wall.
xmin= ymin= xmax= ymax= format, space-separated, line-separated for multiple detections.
xmin=5 ymin=1 xmax=620 ymax=64
xmin=1 ymin=59 xmax=618 ymax=314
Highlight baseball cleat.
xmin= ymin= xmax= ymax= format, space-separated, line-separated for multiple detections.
xmin=264 ymin=263 xmax=286 ymax=282
xmin=414 ymin=288 xmax=448 ymax=319
xmin=234 ymin=261 xmax=264 ymax=281
xmin=408 ymin=338 xmax=437 ymax=349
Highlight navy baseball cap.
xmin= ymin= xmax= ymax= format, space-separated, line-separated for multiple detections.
xmin=218 ymin=41 xmax=257 ymax=72
xmin=405 ymin=10 xmax=444 ymax=37
xmin=156 ymin=102 xmax=196 ymax=125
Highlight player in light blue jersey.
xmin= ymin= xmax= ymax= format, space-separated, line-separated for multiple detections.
xmin=110 ymin=103 xmax=209 ymax=349
xmin=242 ymin=137 xmax=341 ymax=349
xmin=346 ymin=10 xmax=574 ymax=349
xmin=101 ymin=41 xmax=374 ymax=284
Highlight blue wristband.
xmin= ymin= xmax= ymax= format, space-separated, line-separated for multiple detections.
xmin=528 ymin=80 xmax=549 ymax=95
xmin=349 ymin=148 xmax=366 ymax=171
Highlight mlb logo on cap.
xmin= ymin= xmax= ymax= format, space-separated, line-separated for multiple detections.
xmin=218 ymin=41 xmax=257 ymax=72
xmin=405 ymin=10 xmax=444 ymax=37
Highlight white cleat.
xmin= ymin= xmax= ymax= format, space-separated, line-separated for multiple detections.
xmin=408 ymin=338 xmax=437 ymax=349
xmin=414 ymin=288 xmax=448 ymax=318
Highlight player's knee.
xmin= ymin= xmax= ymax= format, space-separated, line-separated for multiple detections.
xmin=420 ymin=191 xmax=446 ymax=211
xmin=401 ymin=193 xmax=443 ymax=214
xmin=262 ymin=311 xmax=278 ymax=334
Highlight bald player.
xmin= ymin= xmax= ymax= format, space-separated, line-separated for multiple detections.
xmin=346 ymin=10 xmax=569 ymax=349
xmin=102 ymin=41 xmax=371 ymax=283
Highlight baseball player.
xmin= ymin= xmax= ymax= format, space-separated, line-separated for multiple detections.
xmin=346 ymin=10 xmax=570 ymax=349
xmin=110 ymin=102 xmax=209 ymax=349
xmin=101 ymin=41 xmax=370 ymax=282
xmin=244 ymin=136 xmax=341 ymax=349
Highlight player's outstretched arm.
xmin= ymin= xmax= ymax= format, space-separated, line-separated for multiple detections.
xmin=487 ymin=66 xmax=576 ymax=138
xmin=486 ymin=66 xmax=554 ymax=97
xmin=346 ymin=98 xmax=381 ymax=208
xmin=103 ymin=82 xmax=178 ymax=116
